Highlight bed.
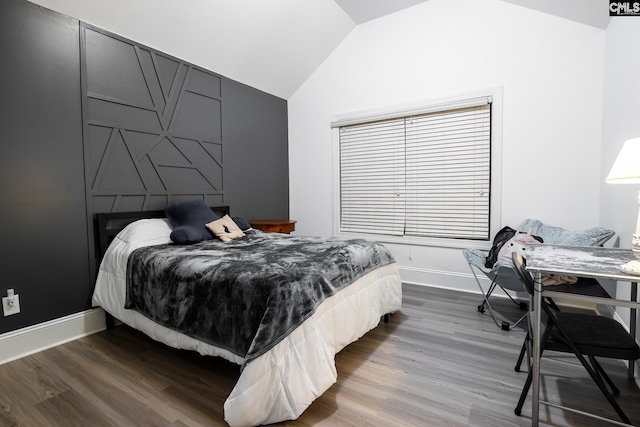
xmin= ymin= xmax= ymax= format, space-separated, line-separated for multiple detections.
xmin=92 ymin=203 xmax=402 ymax=427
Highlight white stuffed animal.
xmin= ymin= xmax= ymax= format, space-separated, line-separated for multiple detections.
xmin=495 ymin=231 xmax=539 ymax=267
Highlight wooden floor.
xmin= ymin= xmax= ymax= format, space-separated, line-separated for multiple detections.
xmin=1 ymin=284 xmax=640 ymax=426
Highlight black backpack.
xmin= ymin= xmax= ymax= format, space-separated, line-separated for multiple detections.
xmin=485 ymin=226 xmax=516 ymax=268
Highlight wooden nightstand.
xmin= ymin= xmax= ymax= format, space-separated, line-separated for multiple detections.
xmin=249 ymin=219 xmax=296 ymax=234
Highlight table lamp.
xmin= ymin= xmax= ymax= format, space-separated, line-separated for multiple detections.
xmin=606 ymin=136 xmax=640 ymax=273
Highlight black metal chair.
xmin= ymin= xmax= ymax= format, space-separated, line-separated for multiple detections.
xmin=511 ymin=252 xmax=640 ymax=425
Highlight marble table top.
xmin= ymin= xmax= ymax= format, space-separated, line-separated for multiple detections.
xmin=525 ymin=244 xmax=640 ymax=282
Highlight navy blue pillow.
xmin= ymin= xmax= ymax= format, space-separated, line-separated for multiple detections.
xmin=232 ymin=216 xmax=251 ymax=231
xmin=165 ymin=199 xmax=219 ymax=244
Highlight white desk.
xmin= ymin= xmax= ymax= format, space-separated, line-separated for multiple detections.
xmin=525 ymin=244 xmax=640 ymax=426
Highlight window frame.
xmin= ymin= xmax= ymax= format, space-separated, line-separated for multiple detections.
xmin=331 ymin=87 xmax=503 ymax=249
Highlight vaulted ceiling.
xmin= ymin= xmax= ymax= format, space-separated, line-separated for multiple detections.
xmin=335 ymin=0 xmax=610 ymax=28
xmin=27 ymin=0 xmax=610 ymax=99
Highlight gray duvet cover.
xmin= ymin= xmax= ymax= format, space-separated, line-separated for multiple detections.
xmin=125 ymin=230 xmax=394 ymax=367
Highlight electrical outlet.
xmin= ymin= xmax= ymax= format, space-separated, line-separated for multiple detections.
xmin=2 ymin=295 xmax=20 ymax=316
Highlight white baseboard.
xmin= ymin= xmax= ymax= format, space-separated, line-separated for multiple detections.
xmin=0 ymin=308 xmax=107 ymax=365
xmin=398 ymin=265 xmax=480 ymax=293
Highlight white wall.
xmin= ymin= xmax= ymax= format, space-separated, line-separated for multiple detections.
xmin=600 ymin=19 xmax=640 ymax=326
xmin=288 ymin=0 xmax=607 ymax=292
xmin=601 ymin=19 xmax=640 ymax=250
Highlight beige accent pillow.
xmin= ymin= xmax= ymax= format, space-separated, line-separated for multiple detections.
xmin=206 ymin=215 xmax=246 ymax=242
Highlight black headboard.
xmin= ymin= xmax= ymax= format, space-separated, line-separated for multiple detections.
xmin=95 ymin=206 xmax=230 ymax=260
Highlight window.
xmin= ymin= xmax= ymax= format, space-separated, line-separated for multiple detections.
xmin=332 ymin=92 xmax=498 ymax=243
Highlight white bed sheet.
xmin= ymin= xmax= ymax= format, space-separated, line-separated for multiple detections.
xmin=92 ymin=219 xmax=402 ymax=426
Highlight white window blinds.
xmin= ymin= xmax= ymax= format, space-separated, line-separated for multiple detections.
xmin=338 ymin=100 xmax=491 ymax=240
xmin=339 ymin=118 xmax=406 ymax=236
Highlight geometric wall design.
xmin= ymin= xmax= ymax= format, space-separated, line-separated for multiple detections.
xmin=1 ymin=0 xmax=288 ymax=335
xmin=81 ymin=24 xmax=224 ymax=214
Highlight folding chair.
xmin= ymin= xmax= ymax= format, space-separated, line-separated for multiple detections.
xmin=511 ymin=252 xmax=640 ymax=424
xmin=464 ymin=219 xmax=615 ymax=331
xmin=463 ymin=248 xmax=528 ymax=331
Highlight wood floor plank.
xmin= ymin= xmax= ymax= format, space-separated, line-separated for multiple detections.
xmin=0 ymin=284 xmax=639 ymax=426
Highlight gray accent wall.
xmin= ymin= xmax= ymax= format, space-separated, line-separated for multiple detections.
xmin=222 ymin=78 xmax=290 ymax=219
xmin=0 ymin=0 xmax=289 ymax=335
xmin=82 ymin=25 xmax=225 ymax=213
xmin=0 ymin=0 xmax=90 ymax=333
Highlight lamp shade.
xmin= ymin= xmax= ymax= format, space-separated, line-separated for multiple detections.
xmin=606 ymin=137 xmax=640 ymax=184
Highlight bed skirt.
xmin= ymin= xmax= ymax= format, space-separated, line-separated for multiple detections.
xmin=94 ymin=258 xmax=401 ymax=426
